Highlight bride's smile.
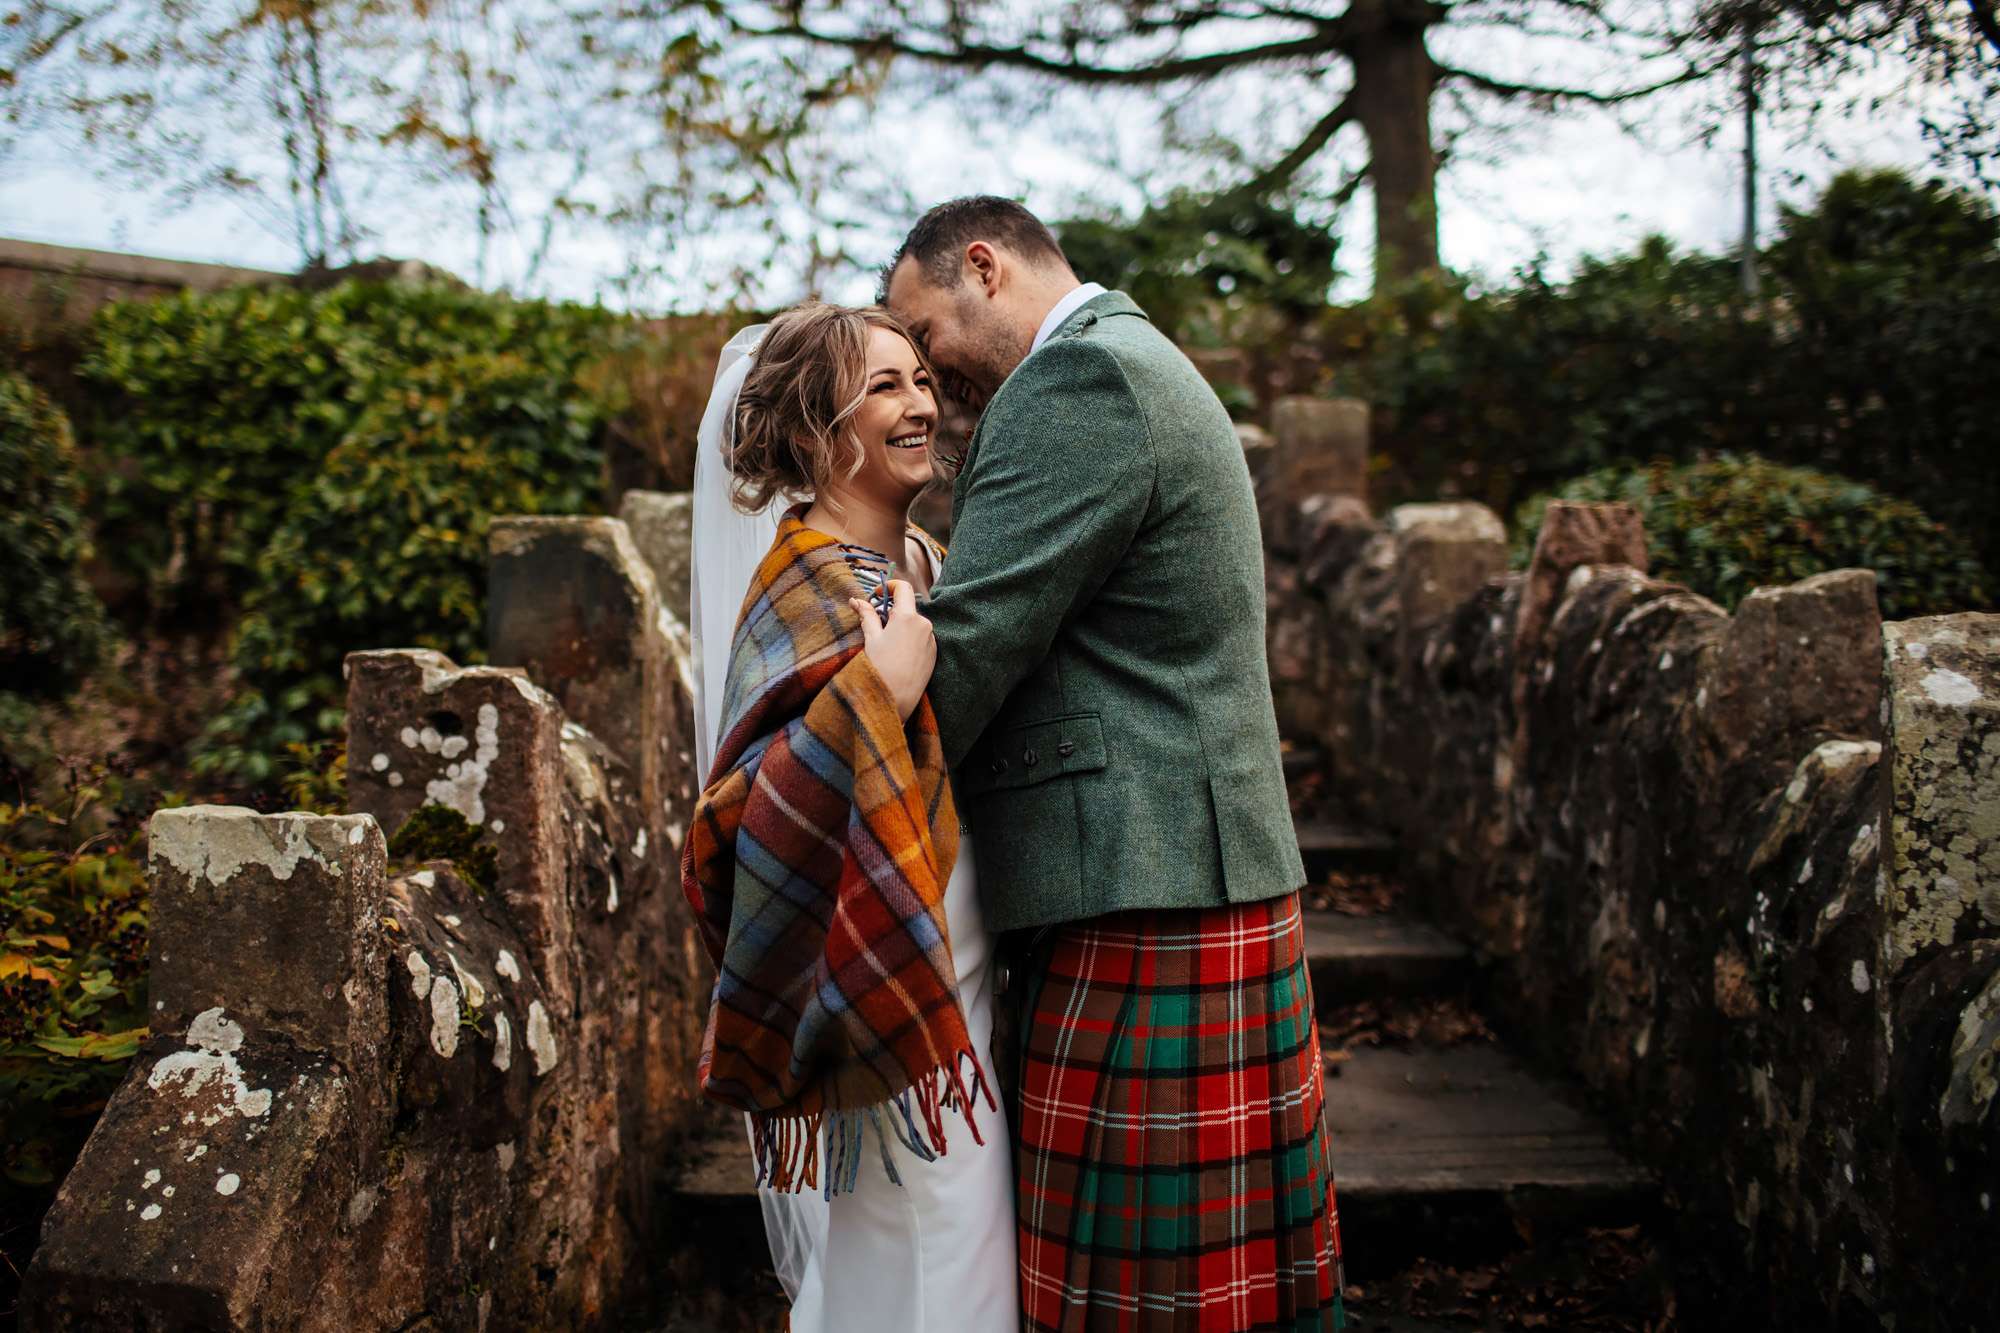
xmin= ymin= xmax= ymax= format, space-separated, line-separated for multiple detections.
xmin=847 ymin=326 xmax=939 ymax=505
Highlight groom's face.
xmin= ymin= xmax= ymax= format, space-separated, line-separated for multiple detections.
xmin=884 ymin=250 xmax=1026 ymax=411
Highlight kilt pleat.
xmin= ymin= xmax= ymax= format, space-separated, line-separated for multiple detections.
xmin=1014 ymin=893 xmax=1346 ymax=1332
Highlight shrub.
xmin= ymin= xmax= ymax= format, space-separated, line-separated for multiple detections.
xmin=1057 ymin=192 xmax=1342 ymax=343
xmin=198 ymin=345 xmax=611 ymax=784
xmin=1758 ymin=170 xmax=2000 ymax=588
xmin=76 ymin=280 xmax=623 ymax=785
xmin=81 ymin=281 xmax=621 ymax=627
xmin=1513 ymin=455 xmax=1991 ymax=619
xmin=1321 ymin=170 xmax=2000 ymax=595
xmin=0 ymin=373 xmax=114 ymax=700
xmin=0 ymin=784 xmax=151 ymax=1192
xmin=1325 ymin=241 xmax=1779 ymax=515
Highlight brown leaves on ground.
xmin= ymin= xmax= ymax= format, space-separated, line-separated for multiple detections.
xmin=1350 ymin=1223 xmax=1676 ymax=1331
xmin=1320 ymin=995 xmax=1494 ymax=1068
xmin=1304 ymin=869 xmax=1404 ymax=917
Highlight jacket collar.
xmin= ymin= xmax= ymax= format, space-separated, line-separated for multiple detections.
xmin=950 ymin=289 xmax=1150 ymax=518
xmin=1046 ymin=288 xmax=1147 ymax=343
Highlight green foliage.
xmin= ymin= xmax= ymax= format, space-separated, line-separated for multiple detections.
xmin=1325 ymin=169 xmax=2000 ymax=599
xmin=277 ymin=740 xmax=348 ymax=816
xmin=79 ymin=280 xmax=620 ymax=785
xmin=1757 ymin=170 xmax=2000 ymax=586
xmin=388 ymin=803 xmax=497 ymax=894
xmin=82 ymin=281 xmax=618 ymax=620
xmin=1514 ymin=455 xmax=1991 ymax=619
xmin=1327 ymin=239 xmax=1773 ymax=513
xmin=201 ymin=346 xmax=610 ymax=781
xmin=0 ymin=373 xmax=114 ymax=699
xmin=0 ymin=784 xmax=150 ymax=1192
xmin=1058 ymin=193 xmax=1341 ymax=344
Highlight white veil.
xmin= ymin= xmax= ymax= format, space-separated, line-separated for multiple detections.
xmin=687 ymin=323 xmax=829 ymax=1318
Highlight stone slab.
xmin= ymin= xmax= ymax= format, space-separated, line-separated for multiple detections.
xmin=1324 ymin=1044 xmax=1651 ymax=1201
xmin=674 ymin=1044 xmax=1646 ymax=1207
xmin=1273 ymin=396 xmax=1370 ymax=503
xmin=1881 ymin=614 xmax=2000 ymax=974
xmin=617 ymin=490 xmax=694 ymax=627
xmin=1295 ymin=820 xmax=1398 ymax=855
xmin=145 ymin=806 xmax=388 ymax=1069
xmin=1304 ymin=910 xmax=1468 ymax=1004
xmin=21 ymin=1026 xmax=357 ymax=1330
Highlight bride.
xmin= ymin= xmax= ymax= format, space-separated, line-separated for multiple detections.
xmin=681 ymin=302 xmax=1019 ymax=1332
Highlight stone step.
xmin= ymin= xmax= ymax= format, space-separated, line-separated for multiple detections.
xmin=1282 ymin=743 xmax=1327 ymax=784
xmin=1304 ymin=908 xmax=1469 ymax=1005
xmin=672 ymin=1043 xmax=1650 ymax=1216
xmin=1325 ymin=1043 xmax=1650 ymax=1203
xmin=1294 ymin=818 xmax=1399 ymax=881
xmin=1294 ymin=818 xmax=1397 ymax=857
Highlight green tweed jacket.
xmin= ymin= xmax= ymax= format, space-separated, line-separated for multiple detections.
xmin=925 ymin=290 xmax=1305 ymax=933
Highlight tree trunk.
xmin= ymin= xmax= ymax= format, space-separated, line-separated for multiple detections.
xmin=1348 ymin=0 xmax=1441 ymax=288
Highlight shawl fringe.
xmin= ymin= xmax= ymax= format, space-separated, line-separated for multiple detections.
xmin=751 ymin=1047 xmax=997 ymax=1198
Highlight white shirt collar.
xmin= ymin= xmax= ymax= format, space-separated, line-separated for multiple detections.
xmin=1029 ymin=282 xmax=1108 ymax=356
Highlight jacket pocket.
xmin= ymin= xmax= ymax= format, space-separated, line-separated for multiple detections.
xmin=958 ymin=713 xmax=1107 ymax=798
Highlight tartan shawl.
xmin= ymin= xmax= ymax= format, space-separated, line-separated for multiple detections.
xmin=681 ymin=508 xmax=991 ymax=1196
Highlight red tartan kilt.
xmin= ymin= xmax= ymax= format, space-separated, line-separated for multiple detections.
xmin=1013 ymin=892 xmax=1345 ymax=1332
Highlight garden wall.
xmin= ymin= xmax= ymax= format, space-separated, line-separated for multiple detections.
xmin=20 ymin=506 xmax=712 ymax=1330
xmin=1260 ymin=401 xmax=1999 ymax=1328
xmin=0 ymin=238 xmax=286 ymax=329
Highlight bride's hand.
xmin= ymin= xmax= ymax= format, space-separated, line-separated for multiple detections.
xmin=851 ymin=580 xmax=935 ymax=721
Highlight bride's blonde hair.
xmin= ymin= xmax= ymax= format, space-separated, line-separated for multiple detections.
xmin=728 ymin=301 xmax=937 ymax=514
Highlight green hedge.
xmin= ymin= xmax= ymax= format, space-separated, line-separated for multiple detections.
xmin=1323 ymin=170 xmax=2000 ymax=598
xmin=79 ymin=281 xmax=621 ymax=784
xmin=201 ymin=348 xmax=611 ymax=780
xmin=1514 ymin=455 xmax=1991 ymax=619
xmin=83 ymin=281 xmax=618 ymax=614
xmin=0 ymin=374 xmax=113 ymax=700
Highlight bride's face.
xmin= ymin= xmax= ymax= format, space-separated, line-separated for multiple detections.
xmin=829 ymin=326 xmax=938 ymax=510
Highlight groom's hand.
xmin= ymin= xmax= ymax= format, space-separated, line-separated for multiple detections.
xmin=852 ymin=580 xmax=935 ymax=721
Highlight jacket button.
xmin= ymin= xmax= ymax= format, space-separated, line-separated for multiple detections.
xmin=1057 ymin=740 xmax=1076 ymax=758
xmin=990 ymin=756 xmax=1008 ymax=775
xmin=1022 ymin=749 xmax=1039 ymax=768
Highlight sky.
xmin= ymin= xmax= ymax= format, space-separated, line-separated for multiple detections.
xmin=0 ymin=18 xmax=1965 ymax=311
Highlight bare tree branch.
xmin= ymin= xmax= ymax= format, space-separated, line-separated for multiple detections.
xmin=1968 ymin=0 xmax=2000 ymax=59
xmin=1236 ymin=94 xmax=1357 ymax=196
xmin=729 ymin=16 xmax=1355 ymax=86
xmin=1434 ymin=53 xmax=1728 ymax=106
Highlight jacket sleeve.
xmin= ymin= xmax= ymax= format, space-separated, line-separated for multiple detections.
xmin=924 ymin=337 xmax=1155 ymax=769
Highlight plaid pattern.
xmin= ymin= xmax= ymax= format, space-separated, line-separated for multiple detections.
xmin=1015 ymin=893 xmax=1345 ymax=1332
xmin=682 ymin=509 xmax=987 ymax=1195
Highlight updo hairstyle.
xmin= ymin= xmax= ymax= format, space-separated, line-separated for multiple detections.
xmin=727 ymin=301 xmax=936 ymax=514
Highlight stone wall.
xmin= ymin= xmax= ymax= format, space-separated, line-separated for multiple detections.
xmin=1260 ymin=400 xmax=1999 ymax=1328
xmin=22 ymin=502 xmax=713 ymax=1330
xmin=0 ymin=237 xmax=287 ymax=329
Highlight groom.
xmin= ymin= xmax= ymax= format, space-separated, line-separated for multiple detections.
xmin=885 ymin=197 xmax=1346 ymax=1331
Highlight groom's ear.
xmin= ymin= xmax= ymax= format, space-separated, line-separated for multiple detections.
xmin=965 ymin=241 xmax=1002 ymax=298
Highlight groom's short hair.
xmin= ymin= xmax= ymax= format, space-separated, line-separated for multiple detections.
xmin=883 ymin=196 xmax=1072 ymax=297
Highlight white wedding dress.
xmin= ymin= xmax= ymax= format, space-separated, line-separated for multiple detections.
xmin=789 ymin=538 xmax=1018 ymax=1333
xmin=689 ymin=328 xmax=1019 ymax=1333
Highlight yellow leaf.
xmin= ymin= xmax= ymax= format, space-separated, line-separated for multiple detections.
xmin=0 ymin=953 xmax=27 ymax=978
